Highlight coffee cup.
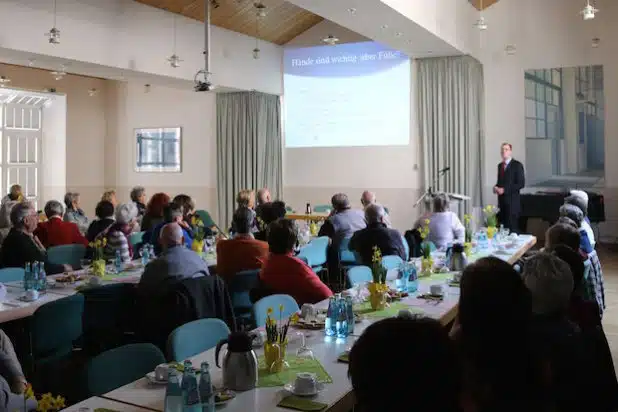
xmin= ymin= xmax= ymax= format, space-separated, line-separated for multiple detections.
xmin=294 ymin=372 xmax=318 ymax=394
xmin=430 ymin=284 xmax=444 ymax=296
xmin=300 ymin=304 xmax=316 ymax=319
xmin=154 ymin=363 xmax=170 ymax=381
xmin=25 ymin=289 xmax=39 ymax=301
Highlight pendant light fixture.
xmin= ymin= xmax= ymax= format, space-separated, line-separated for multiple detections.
xmin=166 ymin=14 xmax=183 ymax=68
xmin=580 ymin=0 xmax=599 ymax=20
xmin=474 ymin=0 xmax=488 ymax=30
xmin=50 ymin=64 xmax=67 ymax=81
xmin=0 ymin=76 xmax=11 ymax=88
xmin=45 ymin=0 xmax=61 ymax=44
xmin=253 ymin=3 xmax=266 ymax=59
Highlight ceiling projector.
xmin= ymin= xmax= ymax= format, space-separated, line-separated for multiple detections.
xmin=194 ymin=70 xmax=215 ymax=92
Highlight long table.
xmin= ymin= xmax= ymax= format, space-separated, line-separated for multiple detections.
xmin=99 ymin=235 xmax=536 ymax=412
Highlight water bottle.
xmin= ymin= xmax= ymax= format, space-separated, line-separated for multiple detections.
xmin=24 ymin=262 xmax=32 ymax=291
xmin=325 ymin=296 xmax=337 ymax=337
xmin=305 ymin=203 xmax=312 ymax=215
xmin=345 ymin=296 xmax=354 ymax=335
xmin=336 ymin=297 xmax=348 ymax=338
xmin=407 ymin=262 xmax=419 ymax=293
xmin=180 ymin=361 xmax=200 ymax=412
xmin=31 ymin=262 xmax=40 ymax=291
xmin=164 ymin=370 xmax=182 ymax=412
xmin=114 ymin=249 xmax=123 ymax=273
xmin=148 ymin=244 xmax=155 ymax=260
xmin=198 ymin=362 xmax=215 ymax=412
xmin=141 ymin=244 xmax=150 ymax=266
xmin=38 ymin=263 xmax=47 ymax=292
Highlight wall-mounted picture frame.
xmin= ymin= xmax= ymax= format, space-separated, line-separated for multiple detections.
xmin=135 ymin=127 xmax=182 ymax=173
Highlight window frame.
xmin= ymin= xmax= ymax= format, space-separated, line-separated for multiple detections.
xmin=134 ymin=127 xmax=182 ymax=173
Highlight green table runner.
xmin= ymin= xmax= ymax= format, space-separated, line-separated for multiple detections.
xmin=418 ymin=272 xmax=454 ymax=283
xmin=354 ymin=302 xmax=423 ymax=318
xmin=101 ymin=270 xmax=140 ymax=281
xmin=257 ymin=356 xmax=332 ymax=387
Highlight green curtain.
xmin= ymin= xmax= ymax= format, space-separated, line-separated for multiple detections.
xmin=216 ymin=91 xmax=283 ymax=228
xmin=417 ymin=56 xmax=485 ymax=217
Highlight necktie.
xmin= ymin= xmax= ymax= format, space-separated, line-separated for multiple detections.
xmin=501 ymin=162 xmax=506 ymax=176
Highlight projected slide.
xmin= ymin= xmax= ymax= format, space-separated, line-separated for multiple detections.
xmin=284 ymin=41 xmax=410 ymax=148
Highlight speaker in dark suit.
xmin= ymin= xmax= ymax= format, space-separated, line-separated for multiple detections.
xmin=494 ymin=143 xmax=525 ymax=233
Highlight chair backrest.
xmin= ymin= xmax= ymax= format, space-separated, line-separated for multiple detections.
xmin=195 ymin=210 xmax=216 ymax=228
xmin=382 ymin=255 xmax=404 ymax=270
xmin=401 ymin=234 xmax=410 ymax=261
xmin=312 ymin=205 xmax=331 ymax=213
xmin=253 ymin=294 xmax=300 ymax=327
xmin=47 ymin=244 xmax=86 ymax=268
xmin=85 ymin=343 xmax=165 ymax=396
xmin=128 ymin=231 xmax=144 ymax=248
xmin=0 ymin=267 xmax=24 ymax=283
xmin=346 ymin=266 xmax=373 ymax=287
xmin=227 ymin=269 xmax=260 ymax=310
xmin=339 ymin=237 xmax=357 ymax=264
xmin=31 ymin=294 xmax=85 ymax=359
xmin=285 ymin=206 xmax=295 ymax=213
xmin=167 ymin=318 xmax=230 ymax=362
xmin=297 ymin=237 xmax=329 ymax=267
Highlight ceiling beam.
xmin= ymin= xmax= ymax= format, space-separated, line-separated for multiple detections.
xmin=468 ymin=0 xmax=500 ymax=11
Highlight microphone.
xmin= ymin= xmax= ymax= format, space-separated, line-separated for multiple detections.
xmin=439 ymin=166 xmax=451 ymax=173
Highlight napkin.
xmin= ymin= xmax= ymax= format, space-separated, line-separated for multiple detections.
xmin=277 ymin=396 xmax=327 ymax=411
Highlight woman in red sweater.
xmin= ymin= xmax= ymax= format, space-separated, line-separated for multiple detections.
xmin=259 ymin=218 xmax=333 ymax=306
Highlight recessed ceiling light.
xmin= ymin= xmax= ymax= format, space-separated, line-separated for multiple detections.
xmin=592 ymin=37 xmax=601 ymax=48
xmin=395 ymin=32 xmax=403 ymax=37
xmin=505 ymin=45 xmax=516 ymax=55
xmin=580 ymin=1 xmax=599 ymax=20
xmin=381 ymin=24 xmax=388 ymax=30
xmin=0 ymin=76 xmax=11 ymax=87
xmin=347 ymin=7 xmax=356 ymax=14
xmin=474 ymin=16 xmax=488 ymax=30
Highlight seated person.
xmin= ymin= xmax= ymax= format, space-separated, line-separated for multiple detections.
xmin=360 ymin=190 xmax=391 ymax=227
xmin=349 ymin=317 xmax=461 ymax=412
xmin=452 ymin=257 xmax=549 ymax=411
xmin=0 ymin=202 xmax=68 ymax=274
xmin=254 ymin=200 xmax=286 ymax=242
xmin=138 ymin=223 xmax=209 ymax=298
xmin=131 ymin=186 xmax=147 ymax=218
xmin=106 ymin=203 xmax=138 ymax=262
xmin=63 ymin=192 xmax=89 ymax=235
xmin=522 ymin=253 xmax=598 ymax=411
xmin=349 ymin=204 xmax=406 ymax=265
xmin=565 ymin=193 xmax=595 ymax=248
xmin=559 ymin=203 xmax=593 ymax=253
xmin=318 ymin=193 xmax=366 ymax=240
xmin=259 ymin=219 xmax=333 ymax=305
xmin=101 ymin=189 xmax=118 ymax=208
xmin=255 ymin=188 xmax=272 ymax=221
xmin=34 ymin=200 xmax=88 ymax=248
xmin=149 ymin=203 xmax=193 ymax=256
xmin=0 ymin=330 xmax=26 ymax=395
xmin=172 ymin=194 xmax=198 ymax=232
xmin=422 ymin=194 xmax=464 ymax=250
xmin=216 ymin=207 xmax=269 ymax=281
xmin=86 ymin=200 xmax=115 ymax=242
xmin=0 ymin=185 xmax=22 ymax=231
xmin=141 ymin=192 xmax=170 ymax=233
xmin=230 ymin=190 xmax=257 ymax=234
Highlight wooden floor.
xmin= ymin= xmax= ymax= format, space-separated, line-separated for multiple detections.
xmin=599 ymin=244 xmax=618 ymax=372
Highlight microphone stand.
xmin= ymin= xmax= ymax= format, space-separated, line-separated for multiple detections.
xmin=414 ymin=168 xmax=449 ymax=208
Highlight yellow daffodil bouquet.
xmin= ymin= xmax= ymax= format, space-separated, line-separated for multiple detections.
xmin=25 ymin=384 xmax=66 ymax=412
xmin=89 ymin=238 xmax=107 ymax=276
xmin=419 ymin=219 xmax=432 ymax=258
xmin=190 ymin=215 xmax=206 ymax=242
xmin=265 ymin=305 xmax=291 ymax=345
xmin=371 ymin=246 xmax=387 ymax=284
xmin=463 ymin=214 xmax=473 ymax=243
xmin=483 ymin=205 xmax=498 ymax=228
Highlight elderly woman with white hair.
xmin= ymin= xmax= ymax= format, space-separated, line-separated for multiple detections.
xmin=420 ymin=193 xmax=465 ymax=250
xmin=565 ymin=191 xmax=595 ymax=248
xmin=0 ymin=202 xmax=68 ymax=274
xmin=103 ymin=203 xmax=138 ymax=262
xmin=559 ymin=203 xmax=593 ymax=254
xmin=64 ymin=192 xmax=89 ymax=234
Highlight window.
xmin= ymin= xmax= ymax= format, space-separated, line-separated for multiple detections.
xmin=135 ymin=127 xmax=182 ymax=172
xmin=524 ymin=69 xmax=562 ymax=140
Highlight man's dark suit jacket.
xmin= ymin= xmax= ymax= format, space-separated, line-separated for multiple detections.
xmin=496 ymin=159 xmax=525 ymax=216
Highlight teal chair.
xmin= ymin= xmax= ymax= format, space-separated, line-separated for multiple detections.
xmin=285 ymin=206 xmax=295 ymax=213
xmin=47 ymin=244 xmax=86 ymax=268
xmin=312 ymin=205 xmax=331 ymax=213
xmin=195 ymin=209 xmax=216 ymax=228
xmin=30 ymin=294 xmax=84 ymax=373
xmin=297 ymin=236 xmax=329 ymax=272
xmin=253 ymin=295 xmax=299 ymax=327
xmin=420 ymin=241 xmax=437 ymax=253
xmin=347 ymin=266 xmax=372 ymax=287
xmin=129 ymin=231 xmax=144 ymax=248
xmin=0 ymin=267 xmax=24 ymax=282
xmin=84 ymin=343 xmax=165 ymax=396
xmin=339 ymin=237 xmax=358 ymax=266
xmin=382 ymin=255 xmax=404 ymax=270
xmin=167 ymin=318 xmax=230 ymax=362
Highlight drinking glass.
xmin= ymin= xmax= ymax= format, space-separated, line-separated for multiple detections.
xmin=79 ymin=258 xmax=91 ymax=271
xmin=295 ymin=332 xmax=314 ymax=359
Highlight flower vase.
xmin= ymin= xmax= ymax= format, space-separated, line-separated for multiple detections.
xmin=464 ymin=242 xmax=473 ymax=257
xmin=264 ymin=341 xmax=287 ymax=373
xmin=421 ymin=257 xmax=434 ymax=276
xmin=191 ymin=239 xmax=205 ymax=254
xmin=367 ymin=282 xmax=388 ymax=310
xmin=486 ymin=226 xmax=497 ymax=240
xmin=91 ymin=259 xmax=106 ymax=277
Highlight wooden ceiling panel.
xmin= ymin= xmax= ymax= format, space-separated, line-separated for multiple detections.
xmin=468 ymin=0 xmax=500 ymax=10
xmin=134 ymin=0 xmax=324 ymax=45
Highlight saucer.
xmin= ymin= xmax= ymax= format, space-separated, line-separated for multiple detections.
xmin=145 ymin=372 xmax=167 ymax=385
xmin=283 ymin=381 xmax=325 ymax=397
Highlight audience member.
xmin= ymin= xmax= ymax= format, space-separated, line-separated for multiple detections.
xmin=150 ymin=203 xmax=193 ymax=255
xmin=255 ymin=200 xmax=286 ymax=241
xmin=260 ymin=219 xmax=332 ymax=305
xmin=256 ymin=188 xmax=271 ymax=211
xmin=86 ymin=200 xmax=115 ymax=242
xmin=106 ymin=203 xmax=138 ymax=262
xmin=101 ymin=189 xmax=118 ymax=207
xmin=138 ymin=223 xmax=208 ymax=298
xmin=564 ymin=194 xmax=595 ymax=248
xmin=141 ymin=192 xmax=170 ymax=232
xmin=34 ymin=200 xmax=87 ymax=248
xmin=318 ymin=193 xmax=366 ymax=240
xmin=349 ymin=204 xmax=405 ymax=265
xmin=231 ymin=190 xmax=257 ymax=234
xmin=131 ymin=186 xmax=147 ymax=218
xmin=0 ymin=185 xmax=22 ymax=230
xmin=172 ymin=194 xmax=196 ymax=225
xmin=559 ymin=204 xmax=593 ymax=253
xmin=217 ymin=207 xmax=269 ymax=281
xmin=423 ymin=193 xmax=465 ymax=250
xmin=63 ymin=192 xmax=89 ymax=234
xmin=0 ymin=202 xmax=67 ymax=274
xmin=360 ymin=190 xmax=391 ymax=227
xmin=453 ymin=257 xmax=549 ymax=412
xmin=349 ymin=317 xmax=461 ymax=412
xmin=0 ymin=330 xmax=26 ymax=394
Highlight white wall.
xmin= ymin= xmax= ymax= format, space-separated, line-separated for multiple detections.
xmin=284 ymin=22 xmax=422 ymax=230
xmin=41 ymin=95 xmax=67 ymax=206
xmin=0 ymin=0 xmax=283 ymax=95
xmin=479 ymin=0 xmax=618 ymax=239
